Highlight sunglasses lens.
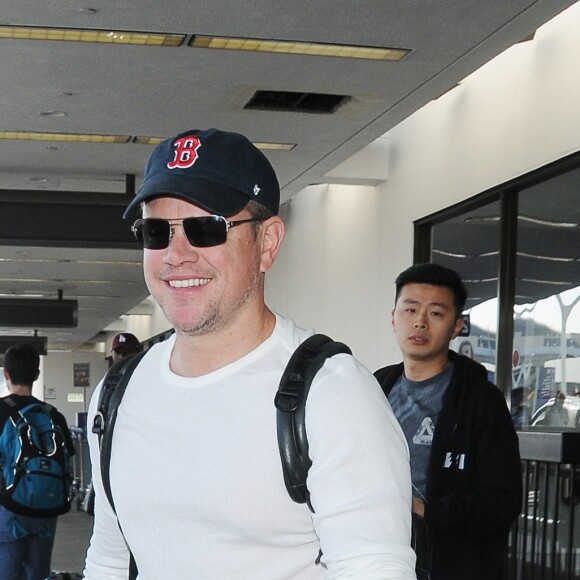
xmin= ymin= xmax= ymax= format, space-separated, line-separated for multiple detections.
xmin=133 ymin=216 xmax=229 ymax=249
xmin=182 ymin=216 xmax=227 ymax=247
xmin=133 ymin=219 xmax=171 ymax=249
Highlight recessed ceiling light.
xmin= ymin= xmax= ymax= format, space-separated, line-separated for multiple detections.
xmin=252 ymin=142 xmax=296 ymax=151
xmin=40 ymin=111 xmax=67 ymax=118
xmin=190 ymin=35 xmax=410 ymax=61
xmin=132 ymin=136 xmax=166 ymax=145
xmin=132 ymin=135 xmax=295 ymax=151
xmin=0 ymin=25 xmax=185 ymax=47
xmin=0 ymin=131 xmax=130 ymax=143
xmin=0 ymin=131 xmax=295 ymax=150
xmin=25 ymin=177 xmax=50 ymax=183
xmin=0 ymin=293 xmax=45 ymax=298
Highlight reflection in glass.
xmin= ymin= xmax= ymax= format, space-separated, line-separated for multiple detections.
xmin=513 ymin=290 xmax=580 ymax=429
xmin=431 ymin=201 xmax=501 ymax=382
xmin=516 ymin=169 xmax=580 ymax=431
xmin=429 ymin=166 xmax=580 ymax=431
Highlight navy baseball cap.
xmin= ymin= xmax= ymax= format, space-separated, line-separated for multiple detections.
xmin=124 ymin=128 xmax=280 ymax=218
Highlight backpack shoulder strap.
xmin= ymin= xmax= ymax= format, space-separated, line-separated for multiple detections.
xmin=2 ymin=399 xmax=47 ymax=424
xmin=0 ymin=400 xmax=9 ymax=431
xmin=0 ymin=399 xmax=26 ymax=438
xmin=274 ymin=333 xmax=351 ymax=511
xmin=91 ymin=351 xmax=146 ymax=514
xmin=1 ymin=397 xmax=19 ymax=421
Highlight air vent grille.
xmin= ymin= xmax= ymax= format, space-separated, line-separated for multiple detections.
xmin=245 ymin=91 xmax=350 ymax=114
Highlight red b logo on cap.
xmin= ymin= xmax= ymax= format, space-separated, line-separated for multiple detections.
xmin=167 ymin=135 xmax=202 ymax=169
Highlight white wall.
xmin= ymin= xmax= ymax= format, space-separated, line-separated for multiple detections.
xmin=148 ymin=301 xmax=173 ymax=338
xmin=267 ymin=1 xmax=580 ymax=372
xmin=267 ymin=183 xmax=384 ymax=368
xmin=43 ymin=351 xmax=109 ymax=426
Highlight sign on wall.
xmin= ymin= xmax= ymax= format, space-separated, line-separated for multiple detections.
xmin=73 ymin=363 xmax=90 ymax=387
xmin=67 ymin=392 xmax=84 ymax=403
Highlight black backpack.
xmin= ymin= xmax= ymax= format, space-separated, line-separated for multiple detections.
xmin=91 ymin=333 xmax=351 ymax=579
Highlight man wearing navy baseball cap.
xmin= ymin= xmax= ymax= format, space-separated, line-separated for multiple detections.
xmin=84 ymin=129 xmax=415 ymax=579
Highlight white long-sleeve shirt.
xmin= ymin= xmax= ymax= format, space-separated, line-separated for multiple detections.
xmin=84 ymin=315 xmax=416 ymax=579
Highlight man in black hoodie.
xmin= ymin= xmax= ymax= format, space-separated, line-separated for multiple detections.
xmin=375 ymin=263 xmax=522 ymax=580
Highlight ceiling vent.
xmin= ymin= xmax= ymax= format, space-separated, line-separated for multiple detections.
xmin=244 ymin=90 xmax=350 ymax=114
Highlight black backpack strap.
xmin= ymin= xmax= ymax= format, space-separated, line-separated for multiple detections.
xmin=3 ymin=399 xmax=49 ymax=427
xmin=2 ymin=397 xmax=16 ymax=410
xmin=274 ymin=334 xmax=351 ymax=512
xmin=91 ymin=351 xmax=145 ymax=580
xmin=129 ymin=553 xmax=139 ymax=580
xmin=0 ymin=398 xmax=10 ymax=426
xmin=2 ymin=397 xmax=20 ymax=422
xmin=92 ymin=351 xmax=146 ymax=514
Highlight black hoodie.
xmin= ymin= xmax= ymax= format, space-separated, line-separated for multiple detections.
xmin=375 ymin=351 xmax=522 ymax=580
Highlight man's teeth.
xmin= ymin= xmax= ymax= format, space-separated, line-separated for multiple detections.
xmin=169 ymin=278 xmax=210 ymax=288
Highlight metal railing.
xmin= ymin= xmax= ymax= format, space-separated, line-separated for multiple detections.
xmin=507 ymin=431 xmax=580 ymax=579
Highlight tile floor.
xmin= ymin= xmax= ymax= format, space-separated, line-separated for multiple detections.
xmin=50 ymin=507 xmax=93 ymax=576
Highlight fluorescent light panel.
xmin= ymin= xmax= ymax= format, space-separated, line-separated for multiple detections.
xmin=0 ymin=258 xmax=142 ymax=266
xmin=253 ymin=142 xmax=296 ymax=151
xmin=190 ymin=35 xmax=409 ymax=61
xmin=134 ymin=135 xmax=295 ymax=150
xmin=0 ymin=278 xmax=136 ymax=285
xmin=0 ymin=132 xmax=295 ymax=150
xmin=0 ymin=25 xmax=408 ymax=60
xmin=0 ymin=25 xmax=184 ymax=46
xmin=132 ymin=136 xmax=166 ymax=145
xmin=0 ymin=131 xmax=130 ymax=143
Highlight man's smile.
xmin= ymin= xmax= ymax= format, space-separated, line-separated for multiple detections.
xmin=168 ymin=278 xmax=211 ymax=288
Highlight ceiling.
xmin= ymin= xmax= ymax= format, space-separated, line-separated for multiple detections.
xmin=0 ymin=0 xmax=576 ymax=352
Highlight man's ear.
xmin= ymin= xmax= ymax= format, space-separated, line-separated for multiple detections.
xmin=34 ymin=369 xmax=40 ymax=382
xmin=259 ymin=217 xmax=285 ymax=273
xmin=452 ymin=317 xmax=464 ymax=339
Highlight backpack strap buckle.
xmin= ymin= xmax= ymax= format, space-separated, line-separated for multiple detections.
xmin=92 ymin=412 xmax=105 ymax=437
xmin=274 ymin=373 xmax=305 ymax=413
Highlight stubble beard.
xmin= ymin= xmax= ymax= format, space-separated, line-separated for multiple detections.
xmin=164 ymin=267 xmax=264 ymax=338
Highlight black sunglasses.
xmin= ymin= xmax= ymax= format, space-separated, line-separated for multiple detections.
xmin=131 ymin=215 xmax=263 ymax=249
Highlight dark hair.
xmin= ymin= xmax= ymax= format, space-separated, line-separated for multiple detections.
xmin=395 ymin=263 xmax=468 ymax=319
xmin=245 ymin=200 xmax=275 ymax=237
xmin=4 ymin=343 xmax=40 ymax=387
xmin=112 ymin=346 xmax=136 ymax=358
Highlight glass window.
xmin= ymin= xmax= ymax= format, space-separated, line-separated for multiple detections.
xmin=431 ymin=200 xmax=501 ymax=382
xmin=516 ymin=168 xmax=580 ymax=430
xmin=424 ymin=163 xmax=580 ymax=431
